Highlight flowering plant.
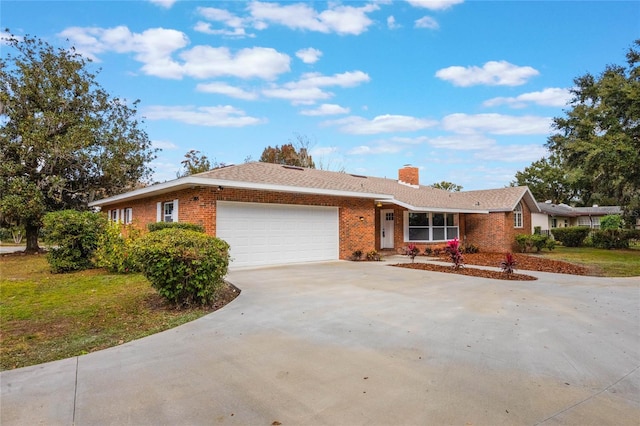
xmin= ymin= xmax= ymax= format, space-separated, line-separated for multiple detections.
xmin=445 ymin=238 xmax=464 ymax=270
xmin=500 ymin=252 xmax=517 ymax=274
xmin=404 ymin=243 xmax=420 ymax=262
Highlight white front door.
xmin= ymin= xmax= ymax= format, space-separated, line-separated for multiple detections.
xmin=381 ymin=209 xmax=394 ymax=249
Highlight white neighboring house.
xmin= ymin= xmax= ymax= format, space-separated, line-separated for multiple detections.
xmin=532 ymin=201 xmax=622 ymax=235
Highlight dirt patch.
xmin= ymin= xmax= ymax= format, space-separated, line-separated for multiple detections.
xmin=393 ymin=252 xmax=591 ymax=280
xmin=394 ymin=262 xmax=537 ymax=280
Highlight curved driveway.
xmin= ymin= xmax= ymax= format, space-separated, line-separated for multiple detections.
xmin=2 ymin=259 xmax=639 ymax=425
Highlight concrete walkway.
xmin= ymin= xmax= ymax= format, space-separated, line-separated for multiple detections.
xmin=1 ymin=259 xmax=639 ymax=425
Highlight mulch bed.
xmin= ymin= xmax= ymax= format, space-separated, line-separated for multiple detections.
xmin=393 ymin=252 xmax=591 ymax=281
xmin=394 ymin=262 xmax=537 ymax=280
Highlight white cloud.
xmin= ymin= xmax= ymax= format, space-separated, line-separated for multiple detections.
xmin=58 ymin=26 xmax=290 ymax=80
xmin=248 ymin=1 xmax=379 ymax=35
xmin=435 ymin=61 xmax=539 ymax=87
xmin=196 ymin=82 xmax=258 ymax=100
xmin=151 ymin=140 xmax=179 ymax=150
xmin=144 ymin=105 xmax=266 ymax=127
xmin=347 ymin=136 xmax=428 ymax=155
xmin=148 ymin=0 xmax=177 ymax=9
xmin=326 ymin=114 xmax=437 ymax=134
xmin=151 ymin=160 xmax=180 ymax=183
xmin=180 ymin=46 xmax=290 ymax=80
xmin=387 ymin=16 xmax=400 ymax=30
xmin=311 ymin=146 xmax=339 ymax=156
xmin=300 ymin=104 xmax=350 ymax=116
xmin=296 ymin=47 xmax=322 ymax=64
xmin=427 ymin=135 xmax=496 ymax=150
xmin=441 ymin=113 xmax=552 ymax=135
xmin=473 ymin=144 xmax=548 ymax=162
xmin=483 ymin=87 xmax=572 ymax=108
xmin=415 ymin=16 xmax=439 ymax=29
xmin=262 ymin=70 xmax=370 ymax=105
xmin=195 ymin=7 xmax=252 ymax=37
xmin=406 ymin=0 xmax=464 ymax=10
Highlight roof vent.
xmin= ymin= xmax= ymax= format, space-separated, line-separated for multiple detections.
xmin=350 ymin=174 xmax=367 ymax=179
xmin=282 ymin=165 xmax=304 ymax=171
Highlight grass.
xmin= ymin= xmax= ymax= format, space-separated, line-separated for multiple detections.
xmin=0 ymin=254 xmax=218 ymax=370
xmin=537 ymin=246 xmax=640 ymax=277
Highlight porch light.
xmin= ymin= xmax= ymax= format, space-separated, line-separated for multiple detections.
xmin=359 ymin=216 xmax=365 ymax=222
xmin=376 ymin=201 xmax=383 ymax=207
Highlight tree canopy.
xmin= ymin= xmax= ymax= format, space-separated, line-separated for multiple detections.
xmin=511 ymin=155 xmax=577 ymax=204
xmin=0 ymin=32 xmax=157 ymax=251
xmin=515 ymin=40 xmax=640 ymax=223
xmin=177 ymin=150 xmax=211 ymax=177
xmin=259 ymin=133 xmax=316 ymax=168
xmin=431 ymin=181 xmax=463 ymax=192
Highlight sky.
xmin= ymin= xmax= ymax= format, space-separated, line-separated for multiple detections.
xmin=2 ymin=0 xmax=639 ymax=190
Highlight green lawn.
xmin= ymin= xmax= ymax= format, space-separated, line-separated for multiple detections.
xmin=0 ymin=255 xmax=218 ymax=370
xmin=538 ymin=246 xmax=640 ymax=277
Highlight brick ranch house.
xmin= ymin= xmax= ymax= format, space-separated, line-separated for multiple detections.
xmin=89 ymin=163 xmax=540 ymax=268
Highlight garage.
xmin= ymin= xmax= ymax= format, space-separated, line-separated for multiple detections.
xmin=216 ymin=201 xmax=339 ymax=268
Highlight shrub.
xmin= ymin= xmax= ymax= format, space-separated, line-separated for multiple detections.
xmin=551 ymin=227 xmax=591 ymax=247
xmin=600 ymin=214 xmax=622 ymax=230
xmin=500 ymin=252 xmax=517 ymax=274
xmin=591 ymin=229 xmax=637 ymax=249
xmin=132 ymin=229 xmax=230 ymax=306
xmin=147 ymin=222 xmax=205 ymax=233
xmin=463 ymin=243 xmax=480 ymax=254
xmin=423 ymin=247 xmax=433 ymax=256
xmin=366 ymin=250 xmax=381 ymax=261
xmin=42 ymin=210 xmax=107 ymax=273
xmin=516 ymin=234 xmax=552 ymax=253
xmin=404 ymin=243 xmax=419 ymax=262
xmin=95 ymin=222 xmax=140 ymax=273
xmin=351 ymin=250 xmax=363 ymax=261
xmin=445 ymin=238 xmax=464 ymax=270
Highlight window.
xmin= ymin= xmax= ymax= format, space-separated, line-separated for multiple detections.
xmin=514 ymin=203 xmax=523 ymax=228
xmin=406 ymin=212 xmax=458 ymax=242
xmin=163 ymin=202 xmax=174 ymax=222
xmin=123 ymin=208 xmax=133 ymax=225
xmin=385 ymin=212 xmax=394 ymax=221
xmin=110 ymin=209 xmax=119 ymax=222
xmin=551 ymin=218 xmax=557 ymax=228
xmin=156 ymin=200 xmax=178 ymax=223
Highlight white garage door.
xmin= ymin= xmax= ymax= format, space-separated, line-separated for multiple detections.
xmin=216 ymin=201 xmax=339 ymax=268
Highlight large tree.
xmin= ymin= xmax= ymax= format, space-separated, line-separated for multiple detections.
xmin=548 ymin=41 xmax=639 ymax=211
xmin=0 ymin=32 xmax=157 ymax=252
xmin=177 ymin=150 xmax=212 ymax=177
xmin=511 ymin=155 xmax=578 ymax=204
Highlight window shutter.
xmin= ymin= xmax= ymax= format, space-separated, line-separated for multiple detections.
xmin=156 ymin=202 xmax=162 ymax=222
xmin=173 ymin=199 xmax=179 ymax=222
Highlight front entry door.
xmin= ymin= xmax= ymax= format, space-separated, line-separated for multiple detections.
xmin=381 ymin=209 xmax=394 ymax=249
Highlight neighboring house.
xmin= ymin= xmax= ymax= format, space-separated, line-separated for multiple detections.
xmin=533 ymin=201 xmax=622 ymax=234
xmin=89 ymin=163 xmax=539 ymax=268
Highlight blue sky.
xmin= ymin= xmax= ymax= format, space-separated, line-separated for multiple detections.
xmin=3 ymin=1 xmax=639 ymax=189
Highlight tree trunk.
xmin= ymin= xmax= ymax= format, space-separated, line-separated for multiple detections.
xmin=25 ymin=224 xmax=40 ymax=253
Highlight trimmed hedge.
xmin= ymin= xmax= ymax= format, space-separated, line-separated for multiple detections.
xmin=515 ymin=234 xmax=554 ymax=252
xmin=591 ymin=229 xmax=640 ymax=249
xmin=132 ymin=229 xmax=230 ymax=306
xmin=147 ymin=222 xmax=205 ymax=233
xmin=95 ymin=222 xmax=140 ymax=273
xmin=551 ymin=226 xmax=591 ymax=247
xmin=42 ymin=210 xmax=107 ymax=273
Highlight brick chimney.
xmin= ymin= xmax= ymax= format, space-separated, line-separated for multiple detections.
xmin=398 ymin=165 xmax=419 ymax=186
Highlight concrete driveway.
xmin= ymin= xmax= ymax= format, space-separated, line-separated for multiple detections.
xmin=1 ymin=259 xmax=639 ymax=425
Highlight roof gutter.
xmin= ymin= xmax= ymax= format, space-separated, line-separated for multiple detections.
xmin=89 ymin=176 xmax=393 ymax=208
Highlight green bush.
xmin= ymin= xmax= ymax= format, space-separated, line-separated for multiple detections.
xmin=591 ymin=229 xmax=637 ymax=249
xmin=515 ymin=234 xmax=552 ymax=252
xmin=132 ymin=229 xmax=230 ymax=306
xmin=551 ymin=226 xmax=591 ymax=247
xmin=147 ymin=222 xmax=204 ymax=233
xmin=95 ymin=222 xmax=140 ymax=273
xmin=600 ymin=214 xmax=622 ymax=230
xmin=42 ymin=210 xmax=107 ymax=273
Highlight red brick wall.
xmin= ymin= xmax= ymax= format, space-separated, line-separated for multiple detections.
xmin=463 ymin=202 xmax=532 ymax=253
xmin=100 ymin=187 xmax=376 ymax=260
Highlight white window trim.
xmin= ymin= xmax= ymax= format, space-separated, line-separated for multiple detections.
xmin=404 ymin=211 xmax=459 ymax=242
xmin=514 ymin=203 xmax=523 ymax=228
xmin=157 ymin=199 xmax=179 ymax=223
xmin=123 ymin=208 xmax=133 ymax=225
